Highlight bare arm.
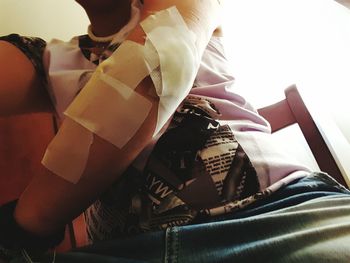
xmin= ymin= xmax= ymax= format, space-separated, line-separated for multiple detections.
xmin=14 ymin=0 xmax=222 ymax=236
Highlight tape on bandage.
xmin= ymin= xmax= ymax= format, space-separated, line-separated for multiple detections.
xmin=43 ymin=41 xmax=157 ymax=183
xmin=99 ymin=40 xmax=159 ymax=88
xmin=66 ymin=70 xmax=153 ymax=148
xmin=65 ymin=40 xmax=158 ymax=148
xmin=42 ymin=7 xmax=199 ymax=184
xmin=42 ymin=118 xmax=93 ymax=184
xmin=142 ymin=7 xmax=200 ymax=134
xmin=65 ymin=7 xmax=198 ymax=147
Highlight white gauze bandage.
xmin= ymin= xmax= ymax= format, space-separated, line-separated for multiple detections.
xmin=42 ymin=7 xmax=199 ymax=183
xmin=142 ymin=7 xmax=200 ymax=134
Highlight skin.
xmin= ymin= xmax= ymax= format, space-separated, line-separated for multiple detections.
xmin=0 ymin=41 xmax=52 ymax=116
xmin=5 ymin=0 xmax=223 ymax=237
xmin=75 ymin=0 xmax=132 ymax=37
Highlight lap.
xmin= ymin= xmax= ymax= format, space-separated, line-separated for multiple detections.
xmin=42 ymin=173 xmax=350 ymax=263
xmin=45 ymin=194 xmax=350 ymax=263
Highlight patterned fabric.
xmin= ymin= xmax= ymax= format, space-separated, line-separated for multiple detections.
xmin=79 ymin=35 xmax=121 ymax=65
xmin=0 ymin=34 xmax=47 ymax=84
xmin=85 ymin=95 xmax=262 ymax=241
xmin=140 ymin=96 xmax=260 ymax=231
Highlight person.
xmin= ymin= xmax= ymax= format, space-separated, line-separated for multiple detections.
xmin=1 ymin=0 xmax=350 ymax=262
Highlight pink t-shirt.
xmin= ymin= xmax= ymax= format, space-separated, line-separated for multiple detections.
xmin=43 ymin=0 xmax=310 ymax=204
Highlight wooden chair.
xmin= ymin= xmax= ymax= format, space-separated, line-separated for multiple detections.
xmin=258 ymin=84 xmax=347 ymax=187
xmin=0 ymin=84 xmax=347 ymax=251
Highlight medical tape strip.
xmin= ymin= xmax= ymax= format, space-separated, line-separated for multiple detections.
xmin=66 ymin=71 xmax=153 ymax=147
xmin=42 ymin=7 xmax=199 ymax=184
xmin=100 ymin=40 xmax=159 ymax=89
xmin=145 ymin=39 xmax=162 ymax=98
xmin=42 ymin=117 xmax=93 ymax=184
xmin=64 ymin=40 xmax=159 ymax=148
xmin=141 ymin=7 xmax=200 ymax=135
xmin=42 ymin=41 xmax=159 ymax=184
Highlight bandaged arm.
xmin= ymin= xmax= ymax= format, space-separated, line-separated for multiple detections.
xmin=14 ymin=0 xmax=222 ymax=236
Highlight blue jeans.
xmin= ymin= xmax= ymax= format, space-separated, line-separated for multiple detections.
xmin=38 ymin=172 xmax=350 ymax=263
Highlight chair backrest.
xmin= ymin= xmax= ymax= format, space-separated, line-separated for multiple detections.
xmin=258 ymin=84 xmax=347 ymax=187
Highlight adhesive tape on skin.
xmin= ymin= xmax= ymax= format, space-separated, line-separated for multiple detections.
xmin=65 ymin=6 xmax=199 ymax=147
xmin=65 ymin=69 xmax=153 ymax=148
xmin=141 ymin=6 xmax=192 ymax=35
xmin=144 ymin=39 xmax=162 ymax=97
xmin=43 ymin=7 xmax=198 ymax=183
xmin=43 ymin=41 xmax=157 ymax=183
xmin=101 ymin=40 xmax=159 ymax=88
xmin=42 ymin=117 xmax=93 ymax=184
xmin=142 ymin=7 xmax=200 ymax=135
xmin=65 ymin=40 xmax=159 ymax=148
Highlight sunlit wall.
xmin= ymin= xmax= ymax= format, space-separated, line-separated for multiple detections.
xmin=0 ymin=0 xmax=88 ymax=41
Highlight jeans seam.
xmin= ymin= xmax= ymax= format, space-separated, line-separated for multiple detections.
xmin=165 ymin=227 xmax=179 ymax=263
